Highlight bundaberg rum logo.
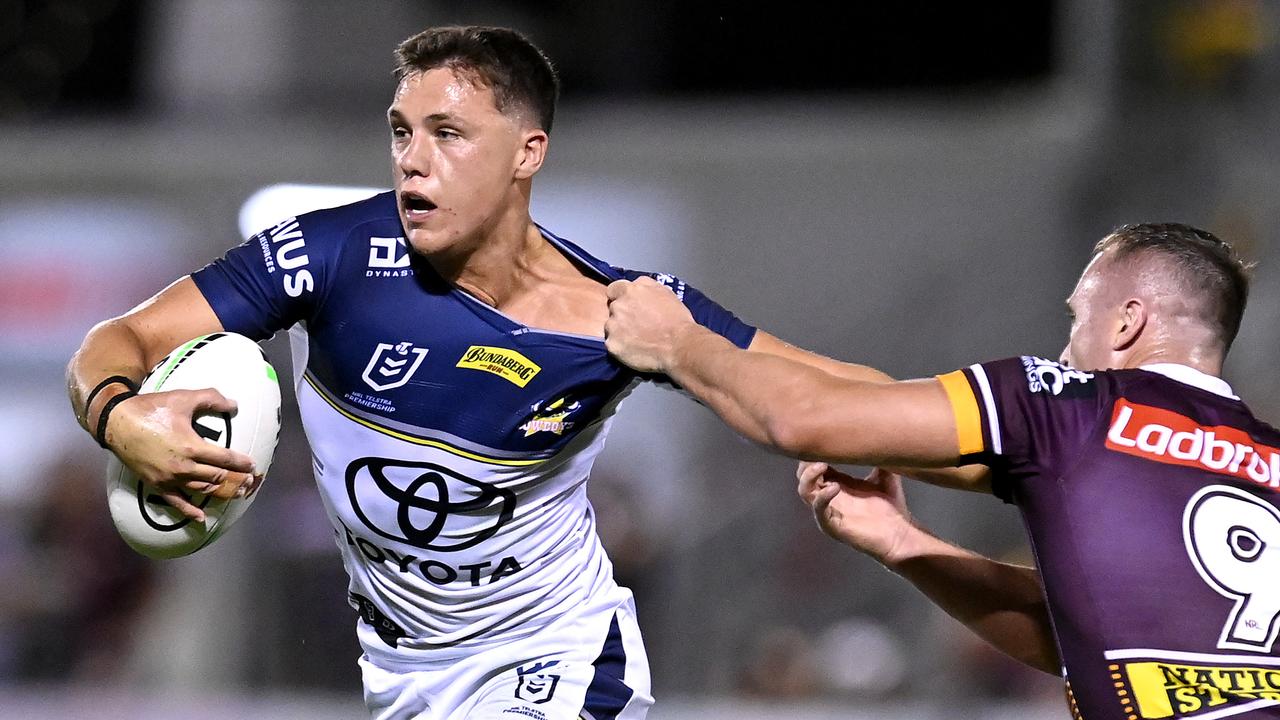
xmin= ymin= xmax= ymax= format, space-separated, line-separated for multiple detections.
xmin=456 ymin=346 xmax=541 ymax=387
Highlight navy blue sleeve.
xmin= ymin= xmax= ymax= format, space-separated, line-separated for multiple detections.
xmin=621 ymin=270 xmax=757 ymax=349
xmin=190 ymin=214 xmax=331 ymax=341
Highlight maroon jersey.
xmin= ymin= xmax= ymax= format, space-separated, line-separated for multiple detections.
xmin=939 ymin=358 xmax=1280 ymax=720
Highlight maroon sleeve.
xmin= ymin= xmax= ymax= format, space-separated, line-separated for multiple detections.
xmin=960 ymin=356 xmax=1109 ymax=502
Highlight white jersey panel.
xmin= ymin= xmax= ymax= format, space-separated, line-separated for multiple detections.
xmin=293 ymin=330 xmax=637 ymax=664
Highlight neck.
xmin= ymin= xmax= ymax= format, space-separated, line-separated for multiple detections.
xmin=428 ymin=208 xmax=562 ymax=308
xmin=1122 ymin=343 xmax=1225 ymax=377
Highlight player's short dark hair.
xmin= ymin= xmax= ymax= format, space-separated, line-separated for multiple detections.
xmin=394 ymin=26 xmax=559 ymax=133
xmin=1095 ymin=223 xmax=1253 ymax=349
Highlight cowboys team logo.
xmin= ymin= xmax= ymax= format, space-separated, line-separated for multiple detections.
xmin=520 ymin=397 xmax=581 ymax=437
xmin=514 ymin=660 xmax=561 ymax=704
xmin=345 ymin=458 xmax=516 ymax=551
xmin=362 ymin=341 xmax=429 ymax=392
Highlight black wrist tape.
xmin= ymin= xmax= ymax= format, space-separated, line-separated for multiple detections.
xmin=85 ymin=375 xmax=139 ymax=413
xmin=94 ymin=389 xmax=138 ymax=450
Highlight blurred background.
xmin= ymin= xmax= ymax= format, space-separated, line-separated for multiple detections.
xmin=2 ymin=0 xmax=1279 ymax=718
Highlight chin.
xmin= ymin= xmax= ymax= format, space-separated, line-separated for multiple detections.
xmin=400 ymin=226 xmax=446 ymax=254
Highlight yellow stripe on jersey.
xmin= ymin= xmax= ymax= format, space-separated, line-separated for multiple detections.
xmin=937 ymin=370 xmax=986 ymax=456
xmin=303 ymin=375 xmax=543 ymax=467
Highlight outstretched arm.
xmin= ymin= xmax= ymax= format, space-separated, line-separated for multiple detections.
xmin=747 ymin=331 xmax=992 ymax=492
xmin=606 ymin=277 xmax=963 ymax=469
xmin=798 ymin=462 xmax=1059 ymax=674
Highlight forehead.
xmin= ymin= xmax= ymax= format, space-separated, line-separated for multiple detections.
xmin=1068 ymin=250 xmax=1110 ymax=306
xmin=389 ymin=67 xmax=500 ymax=116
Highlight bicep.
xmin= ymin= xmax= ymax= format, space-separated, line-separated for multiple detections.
xmin=780 ymin=377 xmax=962 ymax=467
xmin=118 ymin=276 xmax=225 ymax=368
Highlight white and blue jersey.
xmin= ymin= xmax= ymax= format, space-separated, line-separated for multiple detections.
xmin=190 ymin=191 xmax=755 ymax=672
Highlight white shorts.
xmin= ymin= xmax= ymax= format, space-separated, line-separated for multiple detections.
xmin=360 ymin=598 xmax=652 ymax=720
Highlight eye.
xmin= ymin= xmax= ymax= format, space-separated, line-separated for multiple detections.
xmin=435 ymin=127 xmax=460 ymax=140
xmin=390 ymin=126 xmax=409 ymax=140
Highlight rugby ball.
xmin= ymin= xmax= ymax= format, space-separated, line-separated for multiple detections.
xmin=105 ymin=332 xmax=281 ymax=559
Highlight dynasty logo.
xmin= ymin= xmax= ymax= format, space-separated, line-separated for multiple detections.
xmin=456 ymin=346 xmax=541 ymax=387
xmin=520 ymin=397 xmax=581 ymax=437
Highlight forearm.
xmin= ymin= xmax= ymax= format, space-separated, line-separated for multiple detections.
xmin=666 ymin=326 xmax=957 ymax=466
xmin=894 ymin=465 xmax=992 ymax=493
xmin=67 ymin=319 xmax=153 ymax=433
xmin=751 ymin=334 xmax=989 ymax=490
xmin=667 ymin=325 xmax=855 ymax=454
xmin=887 ymin=529 xmax=1060 ymax=674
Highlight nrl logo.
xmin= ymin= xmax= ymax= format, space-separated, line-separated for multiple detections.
xmin=514 ymin=660 xmax=560 ymax=704
xmin=362 ymin=341 xmax=429 ymax=392
xmin=519 ymin=397 xmax=581 ymax=437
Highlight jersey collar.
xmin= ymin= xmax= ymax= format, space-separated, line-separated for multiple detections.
xmin=1139 ymin=363 xmax=1238 ymax=400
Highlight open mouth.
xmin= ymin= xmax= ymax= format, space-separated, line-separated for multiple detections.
xmin=401 ymin=191 xmax=437 ymax=217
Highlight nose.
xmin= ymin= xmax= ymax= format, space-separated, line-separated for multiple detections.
xmin=1058 ymin=343 xmax=1071 ymax=367
xmin=395 ymin=135 xmax=428 ymax=178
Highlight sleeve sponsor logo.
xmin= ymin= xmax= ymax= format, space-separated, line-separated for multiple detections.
xmin=1107 ymin=399 xmax=1280 ymax=490
xmin=456 ymin=346 xmax=541 ymax=387
xmin=261 ymin=216 xmax=313 ymax=297
xmin=1118 ymin=659 xmax=1280 ymax=718
xmin=1020 ymin=355 xmax=1094 ymax=396
xmin=652 ymin=272 xmax=687 ymax=301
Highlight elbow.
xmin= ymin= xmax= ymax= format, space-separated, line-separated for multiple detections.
xmin=1028 ymin=647 xmax=1063 ymax=676
xmin=1029 ymin=630 xmax=1063 ymax=676
xmin=763 ymin=412 xmax=822 ymax=458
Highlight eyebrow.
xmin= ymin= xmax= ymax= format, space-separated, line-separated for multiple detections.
xmin=386 ymin=108 xmax=455 ymax=124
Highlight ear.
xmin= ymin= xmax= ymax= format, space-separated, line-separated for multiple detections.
xmin=513 ymin=129 xmax=548 ymax=180
xmin=1113 ymin=298 xmax=1147 ymax=351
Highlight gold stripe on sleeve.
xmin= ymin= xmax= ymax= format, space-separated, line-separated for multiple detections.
xmin=936 ymin=370 xmax=986 ymax=456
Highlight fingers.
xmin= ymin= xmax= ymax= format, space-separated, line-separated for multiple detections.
xmin=188 ymin=443 xmax=256 ymax=474
xmin=811 ymin=482 xmax=840 ymax=515
xmin=168 ymin=460 xmax=255 ymax=500
xmin=796 ymin=461 xmax=829 ymax=483
xmin=158 ymin=489 xmax=206 ymax=522
xmin=188 ymin=388 xmax=238 ymax=415
xmin=796 ymin=461 xmax=827 ymax=499
xmin=606 ymin=276 xmax=666 ymax=303
xmin=866 ymin=467 xmax=905 ymax=493
xmin=606 ymin=279 xmax=631 ymax=301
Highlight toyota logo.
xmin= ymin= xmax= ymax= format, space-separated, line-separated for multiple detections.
xmin=345 ymin=458 xmax=516 ymax=552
